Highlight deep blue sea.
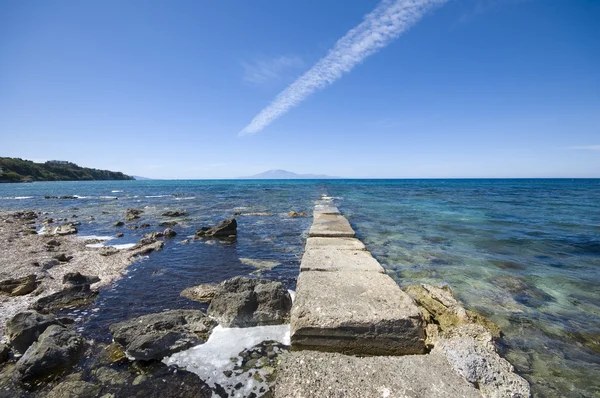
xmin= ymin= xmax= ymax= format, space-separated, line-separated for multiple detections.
xmin=1 ymin=179 xmax=599 ymax=397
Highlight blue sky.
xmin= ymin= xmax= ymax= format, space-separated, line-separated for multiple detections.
xmin=1 ymin=0 xmax=599 ymax=178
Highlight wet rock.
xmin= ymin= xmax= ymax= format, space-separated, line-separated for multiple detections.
xmin=11 ymin=210 xmax=38 ymax=220
xmin=207 ymin=277 xmax=292 ymax=327
xmin=62 ymin=272 xmax=100 ymax=286
xmin=46 ymin=380 xmax=101 ymax=398
xmin=125 ymin=208 xmax=143 ymax=221
xmin=109 ymin=310 xmax=216 ymax=361
xmin=0 ymin=274 xmax=38 ymax=296
xmin=288 ymin=211 xmax=308 ymax=217
xmin=163 ymin=228 xmax=176 ymax=238
xmin=53 ymin=253 xmax=73 ymax=263
xmin=32 ymin=284 xmax=98 ymax=313
xmin=162 ymin=210 xmax=187 ymax=217
xmin=6 ymin=311 xmax=63 ymax=354
xmin=159 ymin=221 xmax=178 ymax=227
xmin=113 ymin=221 xmax=124 ymax=227
xmin=405 ymin=284 xmax=502 ymax=339
xmin=140 ymin=223 xmax=151 ymax=228
xmin=52 ymin=223 xmax=78 ymax=236
xmin=93 ymin=366 xmax=129 ymax=385
xmin=0 ymin=344 xmax=9 ymax=364
xmin=42 ymin=259 xmax=61 ymax=270
xmin=15 ymin=325 xmax=84 ymax=384
xmin=99 ymin=246 xmax=119 ymax=256
xmin=128 ymin=240 xmax=164 ymax=257
xmin=195 ymin=217 xmax=237 ymax=238
xmin=181 ymin=283 xmax=218 ymax=303
xmin=115 ymin=232 xmax=124 ymax=238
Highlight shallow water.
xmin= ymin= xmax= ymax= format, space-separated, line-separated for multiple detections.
xmin=1 ymin=179 xmax=599 ymax=397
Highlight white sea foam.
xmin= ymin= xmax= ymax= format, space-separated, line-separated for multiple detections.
xmin=111 ymin=190 xmax=123 ymax=193
xmin=175 ymin=197 xmax=195 ymax=201
xmin=164 ymin=324 xmax=290 ymax=397
xmin=14 ymin=196 xmax=34 ymax=200
xmin=77 ymin=235 xmax=114 ymax=241
xmin=112 ymin=243 xmax=136 ymax=250
xmin=73 ymin=195 xmax=88 ymax=199
xmin=145 ymin=195 xmax=169 ymax=198
xmin=85 ymin=243 xmax=105 ymax=248
xmin=99 ymin=196 xmax=118 ymax=199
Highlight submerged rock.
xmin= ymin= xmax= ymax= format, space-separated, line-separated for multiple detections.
xmin=162 ymin=210 xmax=187 ymax=217
xmin=180 ymin=284 xmax=218 ymax=303
xmin=0 ymin=274 xmax=38 ymax=296
xmin=15 ymin=325 xmax=84 ymax=384
xmin=6 ymin=311 xmax=63 ymax=354
xmin=109 ymin=310 xmax=217 ymax=361
xmin=32 ymin=284 xmax=98 ymax=313
xmin=195 ymin=217 xmax=237 ymax=238
xmin=159 ymin=221 xmax=178 ymax=227
xmin=125 ymin=208 xmax=143 ymax=221
xmin=288 ymin=211 xmax=308 ymax=217
xmin=113 ymin=221 xmax=125 ymax=227
xmin=62 ymin=272 xmax=100 ymax=286
xmin=207 ymin=276 xmax=292 ymax=327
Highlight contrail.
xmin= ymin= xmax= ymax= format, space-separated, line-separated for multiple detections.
xmin=239 ymin=0 xmax=448 ymax=136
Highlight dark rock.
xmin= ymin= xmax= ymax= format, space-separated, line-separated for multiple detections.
xmin=42 ymin=218 xmax=54 ymax=224
xmin=11 ymin=211 xmax=38 ymax=220
xmin=53 ymin=253 xmax=73 ymax=263
xmin=207 ymin=277 xmax=292 ymax=327
xmin=99 ymin=246 xmax=119 ymax=256
xmin=42 ymin=259 xmax=61 ymax=270
xmin=288 ymin=211 xmax=308 ymax=217
xmin=6 ymin=311 xmax=62 ymax=354
xmin=62 ymin=272 xmax=100 ymax=286
xmin=32 ymin=284 xmax=98 ymax=314
xmin=162 ymin=210 xmax=187 ymax=217
xmin=45 ymin=239 xmax=61 ymax=247
xmin=159 ymin=221 xmax=178 ymax=227
xmin=125 ymin=208 xmax=143 ymax=221
xmin=115 ymin=232 xmax=124 ymax=238
xmin=114 ymin=221 xmax=125 ymax=227
xmin=46 ymin=380 xmax=101 ymax=398
xmin=139 ymin=223 xmax=150 ymax=228
xmin=109 ymin=310 xmax=217 ymax=361
xmin=0 ymin=344 xmax=9 ymax=364
xmin=0 ymin=275 xmax=38 ymax=296
xmin=129 ymin=239 xmax=164 ymax=257
xmin=15 ymin=325 xmax=84 ymax=384
xmin=163 ymin=228 xmax=176 ymax=238
xmin=195 ymin=218 xmax=237 ymax=238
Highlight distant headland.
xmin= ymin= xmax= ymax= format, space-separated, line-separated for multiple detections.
xmin=0 ymin=157 xmax=134 ymax=183
xmin=240 ymin=169 xmax=340 ymax=179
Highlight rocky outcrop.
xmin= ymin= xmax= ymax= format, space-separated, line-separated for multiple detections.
xmin=181 ymin=283 xmax=218 ymax=303
xmin=62 ymin=272 xmax=100 ymax=286
xmin=99 ymin=246 xmax=119 ymax=256
xmin=128 ymin=240 xmax=164 ymax=257
xmin=288 ymin=211 xmax=308 ymax=217
xmin=6 ymin=311 xmax=63 ymax=354
xmin=207 ymin=276 xmax=292 ymax=327
xmin=195 ymin=218 xmax=237 ymax=238
xmin=125 ymin=208 xmax=143 ymax=221
xmin=162 ymin=210 xmax=187 ymax=217
xmin=0 ymin=274 xmax=38 ymax=296
xmin=51 ymin=223 xmax=78 ymax=236
xmin=0 ymin=344 xmax=9 ymax=364
xmin=46 ymin=380 xmax=101 ymax=398
xmin=31 ymin=284 xmax=98 ymax=313
xmin=15 ymin=325 xmax=84 ymax=383
xmin=109 ymin=310 xmax=216 ymax=361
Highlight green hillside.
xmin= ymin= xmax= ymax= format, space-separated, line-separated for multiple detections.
xmin=0 ymin=157 xmax=134 ymax=183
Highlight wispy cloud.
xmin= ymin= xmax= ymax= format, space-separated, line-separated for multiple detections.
xmin=239 ymin=0 xmax=447 ymax=136
xmin=242 ymin=55 xmax=304 ymax=85
xmin=568 ymin=145 xmax=600 ymax=151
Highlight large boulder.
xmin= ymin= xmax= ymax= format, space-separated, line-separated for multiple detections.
xmin=31 ymin=284 xmax=98 ymax=314
xmin=6 ymin=311 xmax=62 ymax=354
xmin=207 ymin=277 xmax=292 ymax=327
xmin=0 ymin=274 xmax=38 ymax=296
xmin=15 ymin=325 xmax=84 ymax=384
xmin=62 ymin=272 xmax=100 ymax=286
xmin=109 ymin=310 xmax=216 ymax=361
xmin=195 ymin=218 xmax=237 ymax=238
xmin=180 ymin=284 xmax=218 ymax=303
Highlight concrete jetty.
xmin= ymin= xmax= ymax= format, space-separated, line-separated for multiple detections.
xmin=276 ymin=198 xmax=531 ymax=398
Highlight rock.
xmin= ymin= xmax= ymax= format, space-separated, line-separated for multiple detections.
xmin=53 ymin=253 xmax=73 ymax=262
xmin=288 ymin=211 xmax=308 ymax=217
xmin=163 ymin=228 xmax=176 ymax=238
xmin=99 ymin=246 xmax=119 ymax=256
xmin=195 ymin=217 xmax=237 ymax=238
xmin=46 ymin=380 xmax=101 ymax=398
xmin=32 ymin=284 xmax=98 ymax=313
xmin=434 ymin=333 xmax=530 ymax=398
xmin=405 ymin=284 xmax=502 ymax=339
xmin=52 ymin=223 xmax=78 ymax=236
xmin=0 ymin=274 xmax=38 ymax=296
xmin=109 ymin=310 xmax=216 ymax=361
xmin=93 ymin=366 xmax=129 ymax=385
xmin=0 ymin=344 xmax=9 ymax=364
xmin=125 ymin=208 xmax=143 ymax=221
xmin=128 ymin=240 xmax=164 ymax=257
xmin=180 ymin=284 xmax=218 ymax=303
xmin=113 ymin=221 xmax=124 ymax=227
xmin=42 ymin=259 xmax=61 ymax=270
xmin=115 ymin=232 xmax=124 ymax=238
xmin=162 ymin=210 xmax=187 ymax=217
xmin=207 ymin=277 xmax=292 ymax=327
xmin=15 ymin=325 xmax=84 ymax=384
xmin=274 ymin=351 xmax=482 ymax=398
xmin=45 ymin=239 xmax=61 ymax=247
xmin=291 ymin=271 xmax=425 ymax=355
xmin=159 ymin=221 xmax=178 ymax=227
xmin=62 ymin=272 xmax=100 ymax=286
xmin=11 ymin=210 xmax=38 ymax=220
xmin=6 ymin=311 xmax=62 ymax=354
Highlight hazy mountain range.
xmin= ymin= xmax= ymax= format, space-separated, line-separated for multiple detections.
xmin=240 ymin=169 xmax=339 ymax=179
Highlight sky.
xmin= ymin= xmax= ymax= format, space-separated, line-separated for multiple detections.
xmin=1 ymin=0 xmax=599 ymax=179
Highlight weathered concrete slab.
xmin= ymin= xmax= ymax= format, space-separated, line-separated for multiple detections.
xmin=313 ymin=205 xmax=341 ymax=215
xmin=309 ymin=213 xmax=355 ymax=238
xmin=291 ymin=271 xmax=425 ymax=355
xmin=274 ymin=350 xmax=483 ymax=398
xmin=304 ymin=237 xmax=366 ymax=251
xmin=300 ymin=249 xmax=384 ymax=273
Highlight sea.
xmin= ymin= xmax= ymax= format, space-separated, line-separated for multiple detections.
xmin=1 ymin=179 xmax=599 ymax=397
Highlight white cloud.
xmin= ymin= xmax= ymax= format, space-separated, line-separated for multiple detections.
xmin=239 ymin=0 xmax=447 ymax=136
xmin=568 ymin=145 xmax=600 ymax=150
xmin=242 ymin=55 xmax=304 ymax=85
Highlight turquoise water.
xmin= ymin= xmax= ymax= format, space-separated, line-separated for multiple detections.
xmin=1 ymin=179 xmax=599 ymax=397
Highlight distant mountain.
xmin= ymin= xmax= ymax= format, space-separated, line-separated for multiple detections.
xmin=240 ymin=169 xmax=339 ymax=179
xmin=132 ymin=175 xmax=152 ymax=180
xmin=0 ymin=157 xmax=134 ymax=183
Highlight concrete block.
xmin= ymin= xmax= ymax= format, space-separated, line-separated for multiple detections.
xmin=304 ymin=237 xmax=366 ymax=251
xmin=309 ymin=213 xmax=355 ymax=238
xmin=300 ymin=249 xmax=384 ymax=273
